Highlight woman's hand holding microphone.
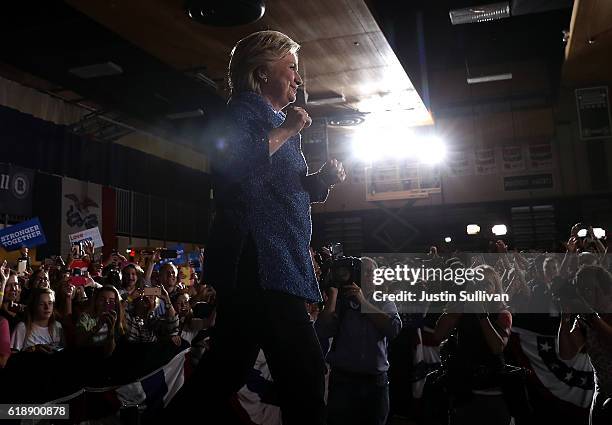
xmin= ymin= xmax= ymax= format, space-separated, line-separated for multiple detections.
xmin=283 ymin=106 xmax=312 ymax=135
xmin=269 ymin=107 xmax=312 ymax=156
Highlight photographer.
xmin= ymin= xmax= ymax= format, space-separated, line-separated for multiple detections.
xmin=431 ymin=265 xmax=513 ymax=425
xmin=316 ymin=257 xmax=402 ymax=425
xmin=557 ymin=265 xmax=612 ymax=425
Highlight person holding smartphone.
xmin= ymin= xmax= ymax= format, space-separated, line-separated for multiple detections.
xmin=75 ymin=285 xmax=125 ymax=358
xmin=124 ymin=285 xmax=179 ymax=344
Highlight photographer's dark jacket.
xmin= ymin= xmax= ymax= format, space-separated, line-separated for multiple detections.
xmin=204 ymin=91 xmax=329 ymax=302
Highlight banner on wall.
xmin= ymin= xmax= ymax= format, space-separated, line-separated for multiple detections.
xmin=61 ymin=177 xmax=103 ymax=256
xmin=0 ymin=163 xmax=35 ymax=216
xmin=576 ymin=86 xmax=612 ymax=140
xmin=446 ymin=148 xmax=473 ymax=177
xmin=474 ymin=148 xmax=497 ymax=175
xmin=0 ymin=217 xmax=46 ymax=250
xmin=502 ymin=145 xmax=525 ymax=172
xmin=528 ymin=143 xmax=554 ymax=171
xmin=504 ymin=174 xmax=554 ymax=191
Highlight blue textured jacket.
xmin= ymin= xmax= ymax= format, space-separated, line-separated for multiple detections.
xmin=204 ymin=91 xmax=328 ymax=302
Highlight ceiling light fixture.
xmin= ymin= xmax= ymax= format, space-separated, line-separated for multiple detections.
xmin=166 ymin=109 xmax=204 ymax=120
xmin=449 ymin=2 xmax=510 ymax=25
xmin=185 ymin=0 xmax=265 ymax=26
xmin=467 ymin=73 xmax=513 ymax=84
xmin=328 ymin=114 xmax=366 ymax=127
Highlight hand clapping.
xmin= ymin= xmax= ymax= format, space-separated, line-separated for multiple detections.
xmin=319 ymin=159 xmax=346 ymax=187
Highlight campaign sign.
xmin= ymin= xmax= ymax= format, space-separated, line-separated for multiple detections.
xmin=155 ymin=244 xmax=185 ymax=271
xmin=69 ymin=227 xmax=104 ymax=248
xmin=0 ymin=217 xmax=47 ymax=251
xmin=188 ymin=251 xmax=202 ymax=272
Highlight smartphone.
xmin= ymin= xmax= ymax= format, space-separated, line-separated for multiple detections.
xmin=17 ymin=259 xmax=27 ymax=276
xmin=68 ymin=268 xmax=87 ymax=286
xmin=143 ymin=287 xmax=162 ymax=297
xmin=160 ymin=249 xmax=178 ymax=259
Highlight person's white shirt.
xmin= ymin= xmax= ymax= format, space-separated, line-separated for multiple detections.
xmin=10 ymin=321 xmax=64 ymax=351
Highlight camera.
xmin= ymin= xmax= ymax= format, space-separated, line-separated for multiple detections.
xmin=318 ymin=243 xmax=362 ymax=289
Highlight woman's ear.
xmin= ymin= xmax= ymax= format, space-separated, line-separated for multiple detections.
xmin=256 ymin=67 xmax=268 ymax=83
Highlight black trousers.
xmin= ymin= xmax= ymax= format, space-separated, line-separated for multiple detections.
xmin=162 ymin=238 xmax=326 ymax=425
xmin=327 ymin=369 xmax=390 ymax=425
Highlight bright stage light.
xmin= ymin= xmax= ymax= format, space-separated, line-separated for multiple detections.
xmin=352 ymin=127 xmax=446 ymax=164
xmin=467 ymin=224 xmax=480 ymax=235
xmin=444 ymin=237 xmax=452 ymax=243
xmin=593 ymin=228 xmax=606 ymax=239
xmin=492 ymin=224 xmax=507 ymax=236
xmin=417 ymin=136 xmax=446 ymax=164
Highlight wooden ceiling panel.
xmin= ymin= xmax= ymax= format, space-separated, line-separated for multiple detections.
xmin=307 ymin=64 xmax=407 ymax=97
xmin=265 ymin=0 xmax=371 ymax=43
xmin=300 ymin=33 xmax=389 ymax=78
xmin=563 ymin=0 xmax=612 ymax=85
xmin=65 ymin=0 xmax=432 ymax=126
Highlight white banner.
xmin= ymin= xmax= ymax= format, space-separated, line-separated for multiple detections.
xmin=502 ymin=145 xmax=525 ymax=172
xmin=61 ymin=177 xmax=102 ymax=256
xmin=474 ymin=148 xmax=497 ymax=175
xmin=446 ymin=148 xmax=473 ymax=177
xmin=528 ymin=143 xmax=554 ymax=171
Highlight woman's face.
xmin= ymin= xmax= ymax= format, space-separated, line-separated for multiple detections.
xmin=35 ymin=293 xmax=54 ymax=321
xmin=261 ymin=52 xmax=302 ymax=111
xmin=174 ymin=294 xmax=191 ymax=318
xmin=161 ymin=267 xmax=177 ymax=289
xmin=34 ymin=271 xmax=50 ymax=289
xmin=96 ymin=290 xmax=117 ymax=315
xmin=5 ymin=277 xmax=21 ymax=302
xmin=125 ymin=268 xmax=138 ymax=288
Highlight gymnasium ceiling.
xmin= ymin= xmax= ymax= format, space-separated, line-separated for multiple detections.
xmin=0 ymin=0 xmax=609 ymax=154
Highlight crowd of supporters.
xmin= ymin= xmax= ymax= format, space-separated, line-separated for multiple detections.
xmin=0 ymin=222 xmax=610 ymax=425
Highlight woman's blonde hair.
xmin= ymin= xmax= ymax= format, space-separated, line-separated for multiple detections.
xmin=228 ymin=30 xmax=300 ymax=96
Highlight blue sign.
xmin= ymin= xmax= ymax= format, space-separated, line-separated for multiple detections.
xmin=188 ymin=251 xmax=202 ymax=272
xmin=0 ymin=217 xmax=47 ymax=251
xmin=154 ymin=244 xmax=185 ymax=271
